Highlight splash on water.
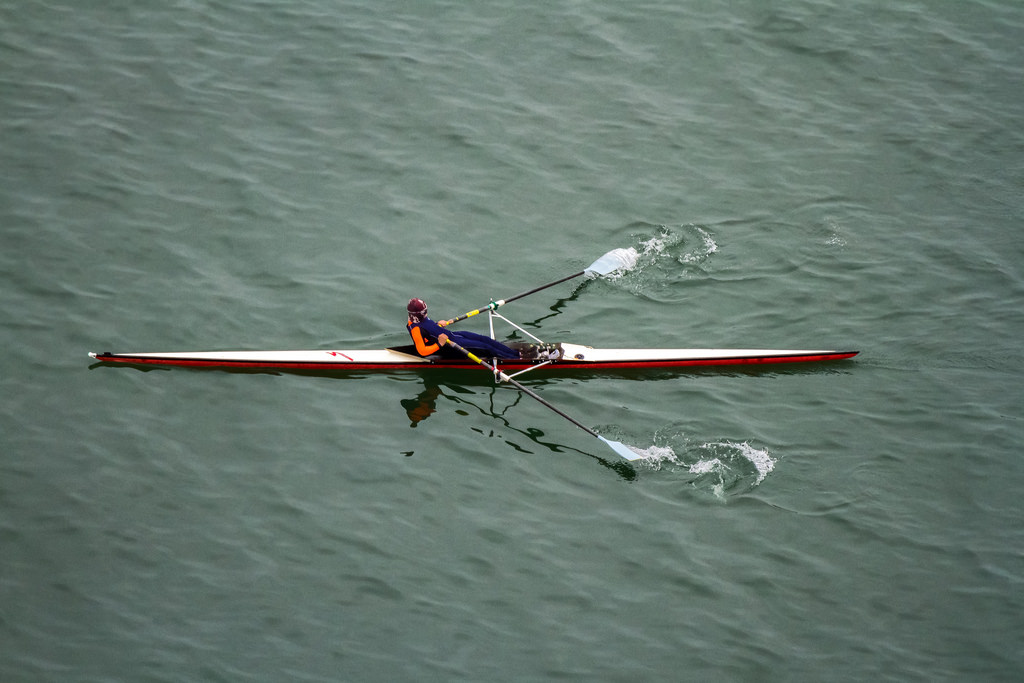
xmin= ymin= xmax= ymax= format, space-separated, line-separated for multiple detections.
xmin=636 ymin=224 xmax=717 ymax=265
xmin=687 ymin=457 xmax=724 ymax=475
xmin=682 ymin=227 xmax=718 ymax=263
xmin=606 ymin=224 xmax=718 ymax=298
xmin=631 ymin=437 xmax=776 ymax=495
xmin=726 ymin=441 xmax=776 ymax=485
xmin=625 ymin=444 xmax=678 ymax=461
xmin=824 ymin=217 xmax=847 ymax=247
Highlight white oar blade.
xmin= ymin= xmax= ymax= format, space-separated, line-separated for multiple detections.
xmin=598 ymin=436 xmax=646 ymax=461
xmin=584 ymin=248 xmax=638 ymax=278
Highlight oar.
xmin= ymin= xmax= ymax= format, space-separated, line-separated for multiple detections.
xmin=443 ymin=338 xmax=644 ymax=461
xmin=446 ymin=248 xmax=637 ymax=324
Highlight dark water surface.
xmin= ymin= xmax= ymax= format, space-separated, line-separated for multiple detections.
xmin=3 ymin=1 xmax=1023 ymax=680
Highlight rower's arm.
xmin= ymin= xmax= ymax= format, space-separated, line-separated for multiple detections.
xmin=410 ymin=326 xmax=441 ymax=356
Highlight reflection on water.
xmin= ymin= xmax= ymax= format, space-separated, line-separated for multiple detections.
xmin=397 ymin=376 xmax=637 ymax=480
xmin=400 ymin=383 xmax=443 ymax=427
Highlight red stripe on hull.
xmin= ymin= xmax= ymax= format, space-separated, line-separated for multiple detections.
xmin=94 ymin=351 xmax=858 ymax=371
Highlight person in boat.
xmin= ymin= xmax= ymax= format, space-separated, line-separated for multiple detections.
xmin=406 ymin=297 xmax=521 ymax=360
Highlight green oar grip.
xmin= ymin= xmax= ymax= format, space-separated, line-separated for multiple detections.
xmin=451 ymin=300 xmax=503 ymax=325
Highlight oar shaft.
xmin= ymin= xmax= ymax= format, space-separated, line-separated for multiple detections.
xmin=447 ymin=248 xmax=636 ymax=325
xmin=498 ymin=270 xmax=586 ymax=307
xmin=449 ymin=270 xmax=584 ymax=324
xmin=446 ymin=340 xmax=599 ymax=439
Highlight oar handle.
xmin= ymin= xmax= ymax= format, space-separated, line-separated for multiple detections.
xmin=446 ymin=300 xmax=505 ymax=325
xmin=447 ymin=270 xmax=585 ymax=325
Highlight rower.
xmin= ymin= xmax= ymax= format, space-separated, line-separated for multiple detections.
xmin=406 ymin=298 xmax=520 ymax=360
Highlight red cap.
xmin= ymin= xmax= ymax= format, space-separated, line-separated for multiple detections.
xmin=407 ymin=298 xmax=427 ymax=315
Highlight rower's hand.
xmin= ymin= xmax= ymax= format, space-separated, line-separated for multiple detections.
xmin=439 ymin=319 xmax=452 ymax=327
xmin=438 ymin=333 xmax=449 ymax=346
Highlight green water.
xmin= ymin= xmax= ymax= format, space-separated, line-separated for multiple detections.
xmin=3 ymin=1 xmax=1023 ymax=681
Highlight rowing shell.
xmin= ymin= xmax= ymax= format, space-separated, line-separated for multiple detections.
xmin=89 ymin=343 xmax=858 ymax=371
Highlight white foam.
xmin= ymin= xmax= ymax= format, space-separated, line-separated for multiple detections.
xmin=704 ymin=441 xmax=775 ymax=485
xmin=632 ymin=225 xmax=717 ymax=268
xmin=824 ymin=217 xmax=846 ymax=247
xmin=639 ymin=234 xmax=669 ymax=255
xmin=688 ymin=458 xmax=724 ymax=475
xmin=628 ymin=435 xmax=776 ymax=491
xmin=682 ymin=226 xmax=717 ymax=263
xmin=697 ymin=226 xmax=718 ymax=255
xmin=674 ymin=439 xmax=776 ymax=489
xmin=629 ymin=444 xmax=679 ymax=463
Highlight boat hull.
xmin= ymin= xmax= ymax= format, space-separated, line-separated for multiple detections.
xmin=89 ymin=343 xmax=858 ymax=372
